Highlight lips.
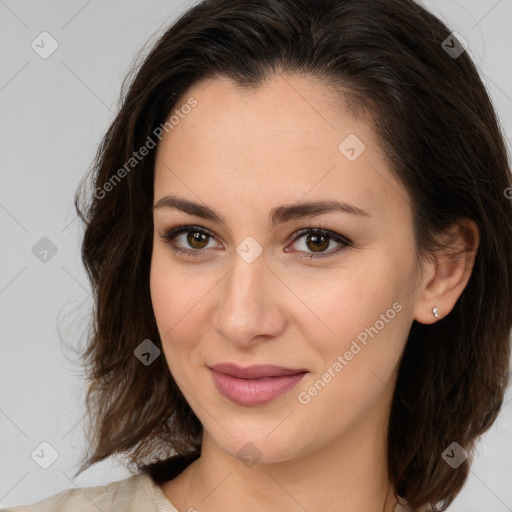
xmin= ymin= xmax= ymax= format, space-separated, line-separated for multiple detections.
xmin=208 ymin=363 xmax=308 ymax=406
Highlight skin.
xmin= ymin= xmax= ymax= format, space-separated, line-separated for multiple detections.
xmin=149 ymin=72 xmax=479 ymax=512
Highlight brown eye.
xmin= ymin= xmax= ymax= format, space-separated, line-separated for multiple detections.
xmin=186 ymin=230 xmax=210 ymax=249
xmin=160 ymin=224 xmax=350 ymax=260
xmin=160 ymin=224 xmax=220 ymax=256
xmin=286 ymin=228 xmax=351 ymax=260
xmin=304 ymin=233 xmax=330 ymax=253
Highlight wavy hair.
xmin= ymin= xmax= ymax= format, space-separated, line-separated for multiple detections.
xmin=74 ymin=1 xmax=512 ymax=510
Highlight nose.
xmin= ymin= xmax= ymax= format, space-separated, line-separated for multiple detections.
xmin=212 ymin=249 xmax=286 ymax=347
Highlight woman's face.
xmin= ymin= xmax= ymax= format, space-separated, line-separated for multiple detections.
xmin=150 ymin=73 xmax=424 ymax=463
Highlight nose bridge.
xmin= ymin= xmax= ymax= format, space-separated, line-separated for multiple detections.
xmin=213 ymin=248 xmax=282 ymax=344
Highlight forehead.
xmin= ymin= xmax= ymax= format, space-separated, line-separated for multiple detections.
xmin=162 ymin=73 xmax=359 ymax=148
xmin=153 ymin=73 xmax=408 ymax=224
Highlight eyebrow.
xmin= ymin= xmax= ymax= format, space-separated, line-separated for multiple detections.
xmin=153 ymin=195 xmax=370 ymax=227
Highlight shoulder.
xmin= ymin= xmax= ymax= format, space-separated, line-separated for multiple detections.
xmin=1 ymin=473 xmax=160 ymax=512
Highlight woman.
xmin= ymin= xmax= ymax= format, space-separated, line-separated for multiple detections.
xmin=5 ymin=0 xmax=511 ymax=511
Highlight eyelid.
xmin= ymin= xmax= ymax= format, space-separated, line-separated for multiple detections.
xmin=284 ymin=227 xmax=351 ymax=259
xmin=287 ymin=227 xmax=351 ymax=246
xmin=160 ymin=224 xmax=221 ymax=249
xmin=159 ymin=223 xmax=351 ymax=259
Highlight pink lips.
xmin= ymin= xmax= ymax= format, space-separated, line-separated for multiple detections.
xmin=209 ymin=363 xmax=308 ymax=406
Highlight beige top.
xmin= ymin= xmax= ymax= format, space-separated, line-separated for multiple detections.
xmin=2 ymin=472 xmax=415 ymax=511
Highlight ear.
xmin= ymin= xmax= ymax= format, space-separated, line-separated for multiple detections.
xmin=413 ymin=218 xmax=479 ymax=324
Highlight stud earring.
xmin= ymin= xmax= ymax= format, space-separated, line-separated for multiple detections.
xmin=432 ymin=306 xmax=439 ymax=318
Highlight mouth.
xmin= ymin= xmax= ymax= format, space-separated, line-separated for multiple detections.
xmin=208 ymin=363 xmax=308 ymax=406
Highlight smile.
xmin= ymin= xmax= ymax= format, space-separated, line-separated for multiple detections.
xmin=209 ymin=368 xmax=308 ymax=406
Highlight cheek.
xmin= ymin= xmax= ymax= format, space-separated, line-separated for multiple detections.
xmin=150 ymin=247 xmax=207 ymax=332
xmin=299 ymin=260 xmax=405 ymax=348
xmin=149 ymin=247 xmax=214 ymax=376
xmin=293 ymin=267 xmax=410 ymax=440
xmin=294 ymin=253 xmax=415 ymax=411
xmin=150 ymin=251 xmax=189 ymax=367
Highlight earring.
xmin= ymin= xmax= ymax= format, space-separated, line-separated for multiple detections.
xmin=432 ymin=306 xmax=439 ymax=318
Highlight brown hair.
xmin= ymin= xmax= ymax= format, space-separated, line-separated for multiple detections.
xmin=74 ymin=0 xmax=512 ymax=510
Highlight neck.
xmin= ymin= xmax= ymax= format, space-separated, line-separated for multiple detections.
xmin=161 ymin=386 xmax=398 ymax=512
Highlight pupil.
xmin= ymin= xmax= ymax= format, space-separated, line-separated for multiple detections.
xmin=189 ymin=232 xmax=207 ymax=248
xmin=308 ymin=234 xmax=328 ymax=252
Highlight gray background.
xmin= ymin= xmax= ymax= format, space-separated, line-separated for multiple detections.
xmin=1 ymin=0 xmax=511 ymax=509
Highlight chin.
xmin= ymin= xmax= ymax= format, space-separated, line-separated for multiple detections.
xmin=206 ymin=425 xmax=310 ymax=467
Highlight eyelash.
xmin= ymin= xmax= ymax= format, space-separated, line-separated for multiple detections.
xmin=159 ymin=223 xmax=351 ymax=260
